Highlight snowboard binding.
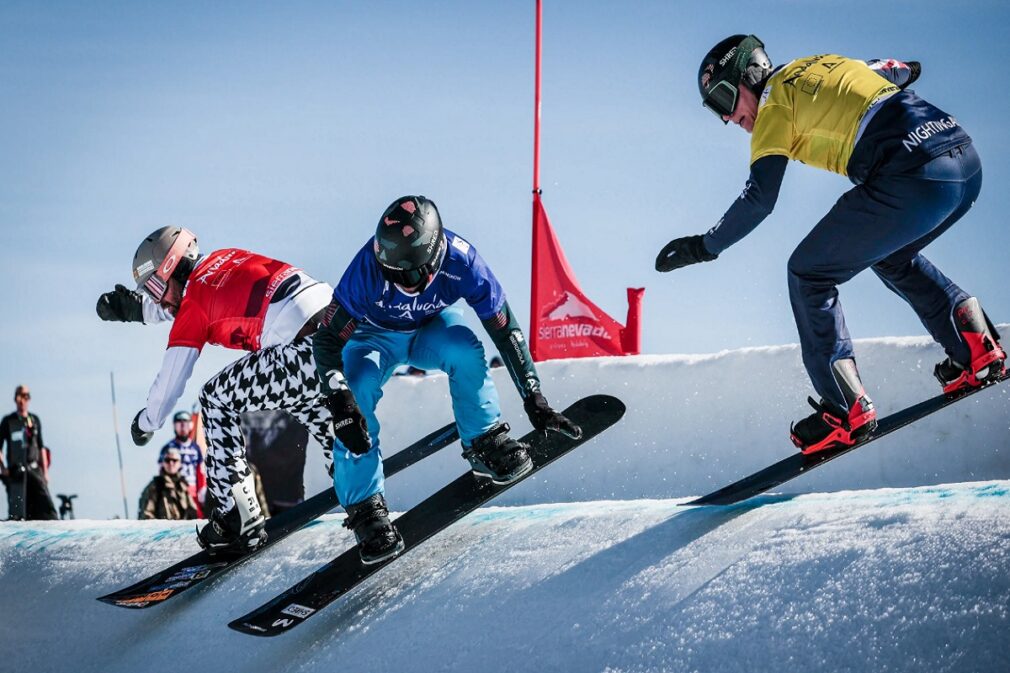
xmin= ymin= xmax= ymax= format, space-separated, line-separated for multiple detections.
xmin=343 ymin=493 xmax=404 ymax=565
xmin=934 ymin=297 xmax=1006 ymax=395
xmin=462 ymin=423 xmax=533 ymax=485
xmin=790 ymin=358 xmax=878 ymax=455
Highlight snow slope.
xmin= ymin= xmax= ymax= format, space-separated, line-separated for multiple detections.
xmin=331 ymin=331 xmax=1010 ymax=514
xmin=9 ymin=329 xmax=1007 ymax=520
xmin=1 ymin=481 xmax=1008 ymax=673
xmin=2 ymin=334 xmax=1008 ymax=671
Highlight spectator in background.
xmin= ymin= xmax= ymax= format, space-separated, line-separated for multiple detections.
xmin=157 ymin=410 xmax=205 ymax=515
xmin=0 ymin=385 xmax=57 ymax=520
xmin=139 ymin=447 xmax=199 ymax=520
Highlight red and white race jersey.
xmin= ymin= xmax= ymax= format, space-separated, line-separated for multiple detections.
xmin=137 ymin=248 xmax=333 ymax=433
xmin=171 ymin=248 xmax=318 ymax=352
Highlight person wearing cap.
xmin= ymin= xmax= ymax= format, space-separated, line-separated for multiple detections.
xmin=138 ymin=447 xmax=199 ymax=520
xmin=1 ymin=385 xmax=58 ymax=520
xmin=156 ymin=410 xmax=205 ymax=516
xmin=656 ymin=35 xmax=1005 ymax=455
xmin=96 ymin=228 xmax=335 ymax=553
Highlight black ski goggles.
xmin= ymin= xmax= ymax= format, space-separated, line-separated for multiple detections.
xmin=379 ymin=235 xmax=447 ymax=289
xmin=702 ymin=81 xmax=739 ymax=122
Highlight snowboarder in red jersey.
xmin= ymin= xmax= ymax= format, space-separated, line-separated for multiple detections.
xmin=656 ymin=35 xmax=1005 ymax=455
xmin=97 ymin=227 xmax=334 ymax=553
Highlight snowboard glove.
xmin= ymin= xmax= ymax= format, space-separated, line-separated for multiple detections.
xmin=524 ymin=392 xmax=582 ymax=439
xmin=655 ymin=235 xmax=718 ymax=272
xmin=326 ymin=388 xmax=372 ymax=455
xmin=131 ymin=410 xmax=154 ymax=447
xmin=97 ymin=284 xmax=145 ymax=323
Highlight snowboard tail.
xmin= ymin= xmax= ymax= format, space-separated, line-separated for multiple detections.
xmin=686 ymin=372 xmax=1009 ymax=507
xmin=97 ymin=422 xmax=460 ymax=608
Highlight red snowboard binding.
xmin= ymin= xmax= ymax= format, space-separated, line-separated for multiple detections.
xmin=935 ymin=297 xmax=1006 ymax=395
xmin=790 ymin=358 xmax=878 ymax=455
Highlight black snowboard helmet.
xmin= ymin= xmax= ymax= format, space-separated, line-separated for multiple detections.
xmin=698 ymin=34 xmax=772 ymax=123
xmin=373 ymin=195 xmax=447 ymax=290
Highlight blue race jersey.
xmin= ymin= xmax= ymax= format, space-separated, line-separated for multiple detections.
xmin=333 ymin=229 xmax=506 ymax=332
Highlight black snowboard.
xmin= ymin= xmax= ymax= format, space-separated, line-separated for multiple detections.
xmin=97 ymin=422 xmax=460 ymax=608
xmin=229 ymin=394 xmax=625 ymax=637
xmin=686 ymin=371 xmax=1009 ymax=507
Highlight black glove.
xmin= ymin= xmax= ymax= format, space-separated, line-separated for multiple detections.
xmin=326 ymin=388 xmax=372 ymax=455
xmin=131 ymin=410 xmax=154 ymax=447
xmin=524 ymin=392 xmax=582 ymax=439
xmin=655 ymin=235 xmax=718 ymax=272
xmin=97 ymin=284 xmax=145 ymax=323
xmin=901 ymin=61 xmax=921 ymax=89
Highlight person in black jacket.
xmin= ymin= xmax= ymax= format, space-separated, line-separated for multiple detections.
xmin=0 ymin=385 xmax=58 ymax=520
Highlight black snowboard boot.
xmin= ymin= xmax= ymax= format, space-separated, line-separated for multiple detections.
xmin=462 ymin=423 xmax=533 ymax=485
xmin=344 ymin=493 xmax=404 ymax=565
xmin=934 ymin=297 xmax=1006 ymax=394
xmin=196 ymin=506 xmax=267 ymax=556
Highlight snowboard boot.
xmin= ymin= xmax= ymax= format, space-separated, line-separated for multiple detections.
xmin=934 ymin=297 xmax=1006 ymax=395
xmin=196 ymin=475 xmax=267 ymax=556
xmin=462 ymin=422 xmax=533 ymax=485
xmin=343 ymin=493 xmax=404 ymax=565
xmin=790 ymin=358 xmax=878 ymax=455
xmin=196 ymin=506 xmax=267 ymax=556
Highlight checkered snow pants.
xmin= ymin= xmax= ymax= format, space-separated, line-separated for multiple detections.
xmin=199 ymin=337 xmax=333 ymax=515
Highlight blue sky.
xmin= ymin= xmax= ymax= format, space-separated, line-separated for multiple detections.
xmin=1 ymin=1 xmax=1007 ymax=517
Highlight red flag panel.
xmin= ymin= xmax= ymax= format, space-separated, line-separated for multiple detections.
xmin=530 ymin=196 xmax=642 ymax=361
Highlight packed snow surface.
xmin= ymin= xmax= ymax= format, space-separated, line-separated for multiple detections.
xmin=2 ymin=334 xmax=1009 ymax=671
xmin=1 ymin=482 xmax=1009 ymax=672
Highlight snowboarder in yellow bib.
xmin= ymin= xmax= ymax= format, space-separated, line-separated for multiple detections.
xmin=656 ymin=35 xmax=1005 ymax=455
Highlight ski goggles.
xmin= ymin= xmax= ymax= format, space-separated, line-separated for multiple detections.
xmin=702 ymin=80 xmax=739 ymax=122
xmin=378 ymin=234 xmax=447 ymax=290
xmin=141 ymin=229 xmax=197 ymax=302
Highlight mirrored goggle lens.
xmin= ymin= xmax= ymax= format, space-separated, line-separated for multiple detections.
xmin=702 ymin=81 xmax=738 ymax=121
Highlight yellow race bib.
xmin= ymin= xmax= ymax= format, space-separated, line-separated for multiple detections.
xmin=751 ymin=55 xmax=899 ymax=175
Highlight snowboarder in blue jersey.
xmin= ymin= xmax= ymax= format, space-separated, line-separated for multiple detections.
xmin=656 ymin=35 xmax=1005 ymax=455
xmin=313 ymin=195 xmax=582 ymax=564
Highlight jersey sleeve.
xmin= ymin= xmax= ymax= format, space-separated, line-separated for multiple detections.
xmin=750 ymin=102 xmax=793 ymax=164
xmin=167 ymin=300 xmax=209 ymax=351
xmin=142 ymin=295 xmax=174 ymax=325
xmin=332 ymin=243 xmax=378 ymax=322
xmin=139 ymin=346 xmax=201 ymax=432
xmin=704 ymin=155 xmax=788 ymax=255
xmin=866 ymin=59 xmax=919 ymax=89
xmin=459 ymin=241 xmax=506 ymax=320
xmin=313 ymin=300 xmax=360 ymax=395
xmin=480 ymin=301 xmax=541 ymax=398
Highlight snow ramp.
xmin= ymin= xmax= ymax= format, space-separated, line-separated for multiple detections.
xmin=2 ymin=481 xmax=1009 ymax=673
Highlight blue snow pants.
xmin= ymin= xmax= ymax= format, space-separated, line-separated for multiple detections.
xmin=787 ymin=143 xmax=982 ymax=409
xmin=332 ymin=307 xmax=501 ymax=507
